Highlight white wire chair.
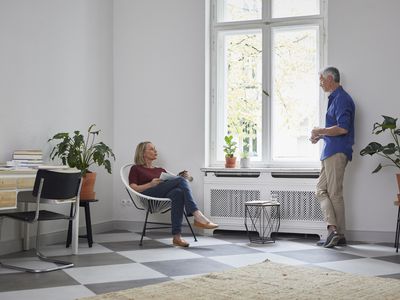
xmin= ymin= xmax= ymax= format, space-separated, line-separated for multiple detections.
xmin=120 ymin=163 xmax=197 ymax=245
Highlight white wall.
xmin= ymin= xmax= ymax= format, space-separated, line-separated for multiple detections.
xmin=113 ymin=0 xmax=206 ymax=222
xmin=328 ymin=0 xmax=400 ymax=236
xmin=0 ymin=0 xmax=114 ymax=240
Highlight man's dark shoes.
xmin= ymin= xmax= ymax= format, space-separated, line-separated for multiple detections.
xmin=317 ymin=235 xmax=347 ymax=247
xmin=324 ymin=231 xmax=340 ymax=248
xmin=337 ymin=236 xmax=347 ymax=246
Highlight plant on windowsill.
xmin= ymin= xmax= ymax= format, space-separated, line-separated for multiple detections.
xmin=223 ymin=135 xmax=237 ymax=168
xmin=48 ymin=124 xmax=116 ymax=200
xmin=359 ymin=115 xmax=400 ymax=194
xmin=240 ymin=151 xmax=250 ymax=168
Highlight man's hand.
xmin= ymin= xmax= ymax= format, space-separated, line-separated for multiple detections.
xmin=311 ymin=127 xmax=325 ymax=138
xmin=309 ymin=136 xmax=321 ymax=144
xmin=311 ymin=125 xmax=348 ymax=139
xmin=310 ymin=127 xmax=324 ymax=144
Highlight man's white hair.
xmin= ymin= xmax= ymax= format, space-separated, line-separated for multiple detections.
xmin=320 ymin=66 xmax=340 ymax=83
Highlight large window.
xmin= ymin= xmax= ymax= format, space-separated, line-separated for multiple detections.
xmin=210 ymin=0 xmax=325 ymax=167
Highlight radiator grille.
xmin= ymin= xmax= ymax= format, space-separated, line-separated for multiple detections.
xmin=210 ymin=189 xmax=260 ymax=218
xmin=271 ymin=190 xmax=323 ymax=221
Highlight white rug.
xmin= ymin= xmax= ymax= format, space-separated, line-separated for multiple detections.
xmin=81 ymin=260 xmax=400 ymax=300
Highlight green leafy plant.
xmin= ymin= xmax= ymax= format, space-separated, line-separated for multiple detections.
xmin=360 ymin=115 xmax=400 ymax=173
xmin=223 ymin=135 xmax=237 ymax=158
xmin=48 ymin=124 xmax=116 ymax=176
xmin=241 ymin=151 xmax=249 ymax=159
xmin=241 ymin=139 xmax=250 ymax=159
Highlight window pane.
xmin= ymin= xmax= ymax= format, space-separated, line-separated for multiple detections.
xmin=271 ymin=25 xmax=319 ymax=162
xmin=217 ymin=0 xmax=262 ymax=22
xmin=272 ymin=0 xmax=320 ymax=18
xmin=217 ymin=30 xmax=262 ymax=161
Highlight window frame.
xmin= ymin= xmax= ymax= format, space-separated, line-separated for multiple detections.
xmin=209 ymin=0 xmax=327 ymax=168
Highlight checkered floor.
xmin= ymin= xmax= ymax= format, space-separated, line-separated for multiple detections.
xmin=0 ymin=230 xmax=399 ymax=300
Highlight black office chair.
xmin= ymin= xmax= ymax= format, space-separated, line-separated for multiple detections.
xmin=0 ymin=169 xmax=82 ymax=273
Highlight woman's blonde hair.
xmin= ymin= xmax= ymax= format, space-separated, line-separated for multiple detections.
xmin=134 ymin=141 xmax=151 ymax=165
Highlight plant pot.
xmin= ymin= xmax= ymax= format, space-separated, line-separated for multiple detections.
xmin=225 ymin=156 xmax=237 ymax=168
xmin=397 ymin=174 xmax=400 ymax=193
xmin=240 ymin=158 xmax=250 ymax=168
xmin=80 ymin=172 xmax=97 ymax=200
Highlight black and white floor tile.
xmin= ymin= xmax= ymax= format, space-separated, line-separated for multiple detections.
xmin=0 ymin=230 xmax=399 ymax=300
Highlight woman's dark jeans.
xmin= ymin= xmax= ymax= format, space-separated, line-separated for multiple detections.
xmin=142 ymin=177 xmax=198 ymax=235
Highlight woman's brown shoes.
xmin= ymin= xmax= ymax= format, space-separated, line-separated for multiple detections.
xmin=194 ymin=220 xmax=219 ymax=229
xmin=172 ymin=238 xmax=190 ymax=247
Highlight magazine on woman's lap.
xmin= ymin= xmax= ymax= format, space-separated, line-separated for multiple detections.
xmin=159 ymin=172 xmax=179 ymax=181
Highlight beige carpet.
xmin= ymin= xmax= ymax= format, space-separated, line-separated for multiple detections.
xmin=81 ymin=260 xmax=400 ymax=300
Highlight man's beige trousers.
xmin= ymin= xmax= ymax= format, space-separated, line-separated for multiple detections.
xmin=316 ymin=152 xmax=348 ymax=235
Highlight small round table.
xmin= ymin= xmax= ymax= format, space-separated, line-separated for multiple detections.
xmin=244 ymin=200 xmax=280 ymax=244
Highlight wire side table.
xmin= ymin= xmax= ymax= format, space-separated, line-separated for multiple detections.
xmin=244 ymin=200 xmax=280 ymax=244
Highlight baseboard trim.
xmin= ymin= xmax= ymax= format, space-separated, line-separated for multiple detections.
xmin=0 ymin=221 xmax=115 ymax=256
xmin=0 ymin=221 xmax=396 ymax=256
xmin=346 ymin=230 xmax=396 ymax=243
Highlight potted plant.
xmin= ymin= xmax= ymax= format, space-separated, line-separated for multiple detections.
xmin=360 ymin=115 xmax=400 ymax=192
xmin=240 ymin=151 xmax=250 ymax=168
xmin=223 ymin=135 xmax=237 ymax=168
xmin=48 ymin=124 xmax=116 ymax=200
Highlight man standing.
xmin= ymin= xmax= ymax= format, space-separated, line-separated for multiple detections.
xmin=310 ymin=66 xmax=355 ymax=248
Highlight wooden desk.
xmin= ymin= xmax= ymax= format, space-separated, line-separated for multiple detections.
xmin=0 ymin=169 xmax=36 ymax=210
xmin=0 ymin=169 xmax=80 ymax=255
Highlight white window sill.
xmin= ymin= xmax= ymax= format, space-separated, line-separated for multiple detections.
xmin=201 ymin=166 xmax=320 ymax=176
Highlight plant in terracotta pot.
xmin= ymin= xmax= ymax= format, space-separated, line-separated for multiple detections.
xmin=48 ymin=124 xmax=115 ymax=200
xmin=223 ymin=135 xmax=237 ymax=168
xmin=360 ymin=115 xmax=400 ymax=192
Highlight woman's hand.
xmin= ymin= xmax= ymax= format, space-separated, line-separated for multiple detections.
xmin=178 ymin=170 xmax=189 ymax=179
xmin=150 ymin=178 xmax=162 ymax=187
xmin=178 ymin=170 xmax=193 ymax=182
xmin=130 ymin=178 xmax=161 ymax=193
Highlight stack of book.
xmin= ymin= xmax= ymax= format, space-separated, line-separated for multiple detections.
xmin=7 ymin=150 xmax=44 ymax=168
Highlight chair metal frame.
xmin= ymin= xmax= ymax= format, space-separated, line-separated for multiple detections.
xmin=120 ymin=163 xmax=197 ymax=245
xmin=395 ymin=201 xmax=400 ymax=253
xmin=0 ymin=169 xmax=82 ymax=273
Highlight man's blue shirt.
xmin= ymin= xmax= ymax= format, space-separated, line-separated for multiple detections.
xmin=321 ymin=86 xmax=355 ymax=161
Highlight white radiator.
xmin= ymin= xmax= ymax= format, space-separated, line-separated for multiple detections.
xmin=202 ymin=169 xmax=325 ymax=238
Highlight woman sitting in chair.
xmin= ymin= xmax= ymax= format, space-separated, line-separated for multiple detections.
xmin=129 ymin=141 xmax=218 ymax=247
